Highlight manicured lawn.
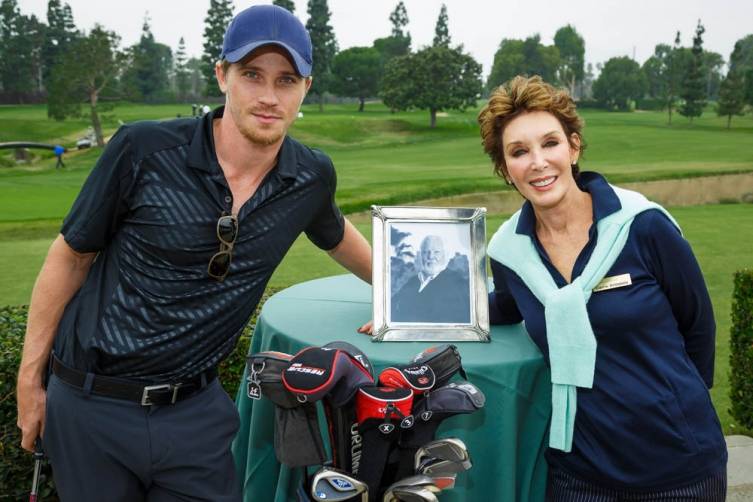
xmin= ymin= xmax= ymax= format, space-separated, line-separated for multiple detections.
xmin=2 ymin=103 xmax=752 ymax=219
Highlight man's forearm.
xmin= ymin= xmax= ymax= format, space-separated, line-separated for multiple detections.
xmin=328 ymin=219 xmax=372 ymax=284
xmin=18 ymin=235 xmax=96 ymax=385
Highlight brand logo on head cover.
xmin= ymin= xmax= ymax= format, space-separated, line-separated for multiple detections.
xmin=418 ymin=376 xmax=430 ymax=385
xmin=350 ymin=422 xmax=362 ymax=473
xmin=379 ymin=423 xmax=395 ymax=434
xmin=421 ymin=411 xmax=433 ymax=421
xmin=401 ymin=415 xmax=415 ymax=429
xmin=286 ymin=362 xmax=325 ymax=376
xmin=354 ymin=354 xmax=369 ymax=368
xmin=403 ymin=365 xmax=430 ymax=376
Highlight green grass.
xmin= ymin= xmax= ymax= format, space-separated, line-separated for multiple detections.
xmin=1 ymin=103 xmax=752 ymax=219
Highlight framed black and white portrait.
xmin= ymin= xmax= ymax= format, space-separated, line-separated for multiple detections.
xmin=371 ymin=206 xmax=489 ymax=342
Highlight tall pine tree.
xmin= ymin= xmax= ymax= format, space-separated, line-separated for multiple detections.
xmin=717 ymin=42 xmax=746 ymax=128
xmin=123 ymin=17 xmax=173 ymax=102
xmin=43 ymin=0 xmax=78 ymax=90
xmin=24 ymin=13 xmax=46 ymax=94
xmin=0 ymin=0 xmax=42 ymax=102
xmin=664 ymin=32 xmax=686 ymax=125
xmin=202 ymin=0 xmax=233 ymax=96
xmin=272 ymin=0 xmax=296 ymax=13
xmin=390 ymin=1 xmax=409 ymax=39
xmin=432 ymin=4 xmax=450 ymax=47
xmin=175 ymin=36 xmax=190 ymax=102
xmin=373 ymin=1 xmax=410 ymax=72
xmin=679 ymin=20 xmax=706 ymax=122
xmin=306 ymin=0 xmax=337 ymax=111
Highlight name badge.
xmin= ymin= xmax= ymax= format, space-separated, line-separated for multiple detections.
xmin=593 ymin=273 xmax=632 ymax=292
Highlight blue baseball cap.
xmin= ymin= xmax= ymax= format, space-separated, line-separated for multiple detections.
xmin=220 ymin=5 xmax=313 ymax=77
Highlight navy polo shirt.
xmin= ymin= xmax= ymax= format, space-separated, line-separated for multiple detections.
xmin=489 ymin=172 xmax=727 ymax=489
xmin=55 ymin=107 xmax=345 ymax=381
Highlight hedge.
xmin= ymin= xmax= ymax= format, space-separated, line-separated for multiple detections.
xmin=730 ymin=269 xmax=753 ymax=430
xmin=0 ymin=288 xmax=278 ymax=500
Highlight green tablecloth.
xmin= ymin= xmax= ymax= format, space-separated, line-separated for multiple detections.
xmin=232 ymin=274 xmax=551 ymax=502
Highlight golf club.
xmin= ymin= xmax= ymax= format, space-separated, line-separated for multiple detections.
xmin=29 ymin=438 xmax=44 ymax=502
xmin=310 ymin=466 xmax=368 ymax=502
xmin=385 ymin=486 xmax=440 ymax=502
xmin=428 ymin=475 xmax=456 ymax=491
xmin=418 ymin=457 xmax=472 ymax=477
xmin=414 ymin=438 xmax=469 ymax=472
xmin=382 ymin=475 xmax=440 ymax=501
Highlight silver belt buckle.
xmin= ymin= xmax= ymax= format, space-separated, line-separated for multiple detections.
xmin=141 ymin=383 xmax=182 ymax=406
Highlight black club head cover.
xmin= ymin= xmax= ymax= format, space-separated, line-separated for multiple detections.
xmin=409 ymin=344 xmax=467 ymax=387
xmin=247 ymin=351 xmax=327 ymax=467
xmin=282 ymin=346 xmax=373 ymax=406
xmin=355 ymin=386 xmax=415 ymax=500
xmin=323 ymin=340 xmax=375 ymax=380
xmin=247 ymin=351 xmax=299 ymax=409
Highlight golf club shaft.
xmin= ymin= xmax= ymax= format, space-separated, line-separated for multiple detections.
xmin=29 ymin=438 xmax=44 ymax=501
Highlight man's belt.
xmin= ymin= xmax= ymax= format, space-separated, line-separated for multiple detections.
xmin=51 ymin=356 xmax=217 ymax=406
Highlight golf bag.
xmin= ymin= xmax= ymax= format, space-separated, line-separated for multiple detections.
xmin=247 ymin=343 xmax=485 ymax=502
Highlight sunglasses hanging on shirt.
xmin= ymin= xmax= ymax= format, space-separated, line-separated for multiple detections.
xmin=208 ymin=213 xmax=238 ymax=281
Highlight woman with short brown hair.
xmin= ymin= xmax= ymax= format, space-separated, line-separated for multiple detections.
xmin=481 ymin=76 xmax=727 ymax=501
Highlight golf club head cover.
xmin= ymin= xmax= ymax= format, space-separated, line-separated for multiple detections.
xmin=409 ymin=344 xmax=467 ymax=388
xmin=274 ymin=404 xmax=327 ymax=467
xmin=378 ymin=364 xmax=436 ymax=395
xmin=323 ymin=340 xmax=375 ymax=379
xmin=392 ymin=381 xmax=485 ymax=480
xmin=246 ymin=351 xmax=299 ymax=409
xmin=403 ymin=381 xmax=485 ymax=448
xmin=247 ymin=351 xmax=327 ymax=467
xmin=355 ymin=386 xmax=415 ymax=501
xmin=282 ymin=346 xmax=374 ymax=406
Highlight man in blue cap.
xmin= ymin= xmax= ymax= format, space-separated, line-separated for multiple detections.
xmin=16 ymin=5 xmax=371 ymax=501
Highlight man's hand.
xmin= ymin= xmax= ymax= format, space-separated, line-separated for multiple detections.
xmin=17 ymin=380 xmax=46 ymax=452
xmin=357 ymin=320 xmax=373 ymax=335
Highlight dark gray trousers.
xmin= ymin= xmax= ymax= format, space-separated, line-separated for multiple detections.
xmin=43 ymin=374 xmax=241 ymax=502
xmin=547 ymin=464 xmax=727 ymax=501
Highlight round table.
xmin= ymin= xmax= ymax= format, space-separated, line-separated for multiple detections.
xmin=232 ymin=275 xmax=551 ymax=502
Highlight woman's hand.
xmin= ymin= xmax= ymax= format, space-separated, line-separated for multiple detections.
xmin=357 ymin=320 xmax=373 ymax=336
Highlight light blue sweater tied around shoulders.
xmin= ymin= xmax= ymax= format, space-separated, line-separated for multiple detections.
xmin=487 ymin=185 xmax=679 ymax=452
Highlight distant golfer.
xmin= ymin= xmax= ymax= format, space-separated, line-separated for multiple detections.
xmin=53 ymin=145 xmax=65 ymax=169
xmin=16 ymin=5 xmax=371 ymax=501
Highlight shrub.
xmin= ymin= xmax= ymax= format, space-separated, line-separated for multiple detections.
xmin=0 ymin=287 xmax=279 ymax=500
xmin=218 ymin=288 xmax=280 ymax=397
xmin=0 ymin=305 xmax=56 ymax=501
xmin=730 ymin=269 xmax=753 ymax=430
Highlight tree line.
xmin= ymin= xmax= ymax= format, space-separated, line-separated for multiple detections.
xmin=1 ymin=0 xmax=752 ymax=140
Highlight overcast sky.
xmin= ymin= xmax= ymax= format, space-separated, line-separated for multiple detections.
xmin=20 ymin=0 xmax=752 ymax=77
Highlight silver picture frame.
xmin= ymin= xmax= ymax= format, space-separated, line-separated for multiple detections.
xmin=371 ymin=205 xmax=490 ymax=342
